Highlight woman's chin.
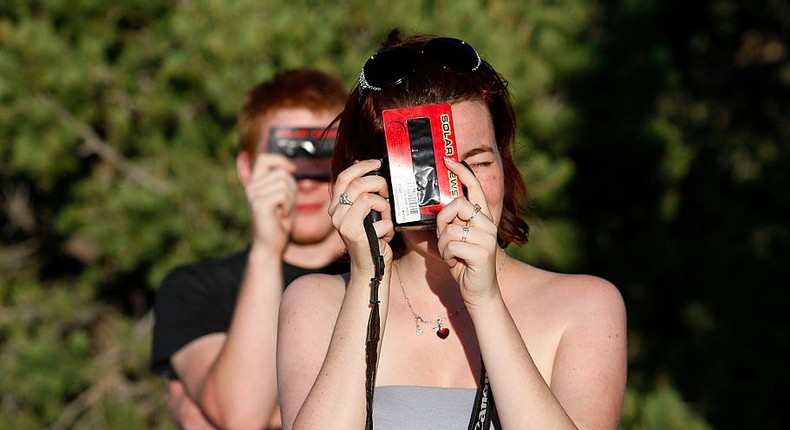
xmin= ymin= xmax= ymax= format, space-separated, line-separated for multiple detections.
xmin=401 ymin=229 xmax=440 ymax=252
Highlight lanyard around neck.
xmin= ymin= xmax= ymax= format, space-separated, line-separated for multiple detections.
xmin=468 ymin=359 xmax=496 ymax=430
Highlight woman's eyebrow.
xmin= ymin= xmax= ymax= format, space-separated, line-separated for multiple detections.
xmin=460 ymin=146 xmax=494 ymax=161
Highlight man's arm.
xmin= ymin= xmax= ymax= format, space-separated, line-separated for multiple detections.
xmin=166 ymin=380 xmax=218 ymax=430
xmin=173 ymin=155 xmax=296 ymax=429
xmin=172 ymin=247 xmax=284 ymax=429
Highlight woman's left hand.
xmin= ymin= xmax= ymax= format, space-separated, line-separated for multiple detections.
xmin=436 ymin=158 xmax=501 ymax=308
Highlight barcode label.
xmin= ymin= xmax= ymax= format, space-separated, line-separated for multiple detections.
xmin=392 ymin=176 xmax=420 ymax=224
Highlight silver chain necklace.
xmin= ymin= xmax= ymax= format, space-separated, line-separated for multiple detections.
xmin=394 ymin=248 xmax=507 ymax=339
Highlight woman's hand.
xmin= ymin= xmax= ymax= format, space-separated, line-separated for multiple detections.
xmin=328 ymin=159 xmax=395 ymax=274
xmin=436 ymin=158 xmax=501 ymax=307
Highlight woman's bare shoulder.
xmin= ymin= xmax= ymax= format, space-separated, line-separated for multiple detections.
xmin=505 ymin=260 xmax=625 ymax=319
xmin=281 ymin=272 xmax=349 ymax=314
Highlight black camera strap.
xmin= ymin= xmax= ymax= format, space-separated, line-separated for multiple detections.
xmin=363 ymin=211 xmax=384 ymax=430
xmin=362 ymin=208 xmax=496 ymax=429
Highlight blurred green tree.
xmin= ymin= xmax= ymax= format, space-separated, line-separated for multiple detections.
xmin=3 ymin=0 xmax=784 ymax=428
xmin=0 ymin=0 xmax=598 ymax=427
xmin=564 ymin=0 xmax=789 ymax=428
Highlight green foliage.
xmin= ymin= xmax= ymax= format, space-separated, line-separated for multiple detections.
xmin=0 ymin=276 xmax=160 ymax=429
xmin=564 ymin=0 xmax=788 ymax=428
xmin=1 ymin=0 xmax=587 ymax=290
xmin=0 ymin=0 xmax=596 ymax=426
xmin=1 ymin=0 xmax=785 ymax=428
xmin=620 ymin=381 xmax=712 ymax=430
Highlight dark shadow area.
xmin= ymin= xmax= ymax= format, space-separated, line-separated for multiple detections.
xmin=564 ymin=1 xmax=789 ymax=428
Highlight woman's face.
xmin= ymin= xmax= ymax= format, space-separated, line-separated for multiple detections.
xmin=400 ymin=100 xmax=505 ymax=251
xmin=451 ymin=100 xmax=504 ymax=226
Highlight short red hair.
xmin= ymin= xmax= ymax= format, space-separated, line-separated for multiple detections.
xmin=239 ymin=68 xmax=348 ymax=155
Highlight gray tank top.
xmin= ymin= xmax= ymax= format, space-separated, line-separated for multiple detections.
xmin=372 ymin=385 xmax=497 ymax=429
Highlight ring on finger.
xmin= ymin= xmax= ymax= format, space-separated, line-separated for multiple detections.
xmin=339 ymin=193 xmax=353 ymax=206
xmin=461 ymin=224 xmax=470 ymax=243
xmin=469 ymin=203 xmax=482 ymax=221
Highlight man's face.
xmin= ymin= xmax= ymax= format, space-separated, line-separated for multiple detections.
xmin=258 ymin=107 xmax=338 ymax=245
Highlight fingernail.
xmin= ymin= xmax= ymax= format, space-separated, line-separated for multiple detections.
xmin=443 ymin=157 xmax=458 ymax=164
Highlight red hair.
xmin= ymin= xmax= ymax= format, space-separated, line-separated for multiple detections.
xmin=239 ymin=68 xmax=348 ymax=155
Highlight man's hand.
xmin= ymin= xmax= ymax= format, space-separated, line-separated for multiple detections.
xmin=245 ymin=153 xmax=297 ymax=254
xmin=166 ymin=380 xmax=218 ymax=430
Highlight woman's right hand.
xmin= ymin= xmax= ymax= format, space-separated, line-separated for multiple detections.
xmin=328 ymin=159 xmax=394 ymax=274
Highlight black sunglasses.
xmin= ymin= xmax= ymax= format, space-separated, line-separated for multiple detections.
xmin=358 ymin=37 xmax=482 ymax=93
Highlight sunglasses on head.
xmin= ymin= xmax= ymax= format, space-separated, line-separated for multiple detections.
xmin=358 ymin=37 xmax=482 ymax=93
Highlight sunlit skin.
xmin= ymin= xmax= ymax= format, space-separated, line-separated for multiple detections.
xmin=277 ymin=100 xmax=627 ymax=429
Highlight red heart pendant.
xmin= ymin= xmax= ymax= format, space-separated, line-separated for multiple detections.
xmin=436 ymin=327 xmax=450 ymax=339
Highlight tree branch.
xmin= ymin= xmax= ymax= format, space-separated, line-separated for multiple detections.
xmin=37 ymin=94 xmax=172 ymax=194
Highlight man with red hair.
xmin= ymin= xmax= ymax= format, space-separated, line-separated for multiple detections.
xmin=152 ymin=69 xmax=349 ymax=429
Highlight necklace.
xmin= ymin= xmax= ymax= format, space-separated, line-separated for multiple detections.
xmin=394 ymin=248 xmax=507 ymax=339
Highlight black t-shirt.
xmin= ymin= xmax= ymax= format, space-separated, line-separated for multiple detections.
xmin=150 ymin=248 xmax=348 ymax=378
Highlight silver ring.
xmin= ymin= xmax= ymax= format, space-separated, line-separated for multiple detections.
xmin=339 ymin=193 xmax=353 ymax=206
xmin=469 ymin=203 xmax=482 ymax=220
xmin=461 ymin=224 xmax=470 ymax=243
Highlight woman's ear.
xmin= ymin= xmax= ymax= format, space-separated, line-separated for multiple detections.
xmin=236 ymin=151 xmax=253 ymax=187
